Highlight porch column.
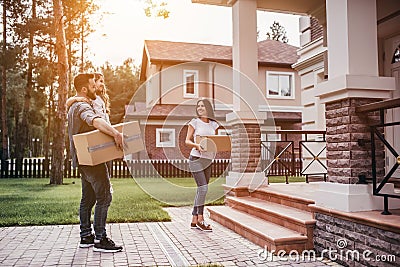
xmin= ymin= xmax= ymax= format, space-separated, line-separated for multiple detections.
xmin=315 ymin=0 xmax=398 ymax=212
xmin=226 ymin=0 xmax=267 ymax=190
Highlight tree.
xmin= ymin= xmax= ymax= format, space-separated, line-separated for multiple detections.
xmin=1 ymin=1 xmax=8 ymax=162
xmin=101 ymin=59 xmax=141 ymax=124
xmin=266 ymin=21 xmax=288 ymax=43
xmin=50 ymin=0 xmax=69 ymax=185
xmin=19 ymin=0 xmax=37 ymax=167
xmin=144 ymin=0 xmax=170 ymax=19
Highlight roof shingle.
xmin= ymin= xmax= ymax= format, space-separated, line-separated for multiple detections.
xmin=145 ymin=39 xmax=298 ymax=65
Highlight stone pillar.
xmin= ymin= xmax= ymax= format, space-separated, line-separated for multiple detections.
xmin=231 ymin=123 xmax=261 ymax=173
xmin=325 ymin=98 xmax=385 ymax=184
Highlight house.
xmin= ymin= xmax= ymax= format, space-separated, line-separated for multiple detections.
xmin=190 ymin=0 xmax=400 ymax=265
xmin=126 ymin=39 xmax=302 ymax=160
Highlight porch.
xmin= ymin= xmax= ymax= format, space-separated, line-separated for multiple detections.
xmin=208 ymin=182 xmax=400 ymax=265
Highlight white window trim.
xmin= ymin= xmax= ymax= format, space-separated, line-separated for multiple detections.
xmin=266 ymin=71 xmax=295 ymax=99
xmin=183 ymin=70 xmax=199 ymax=98
xmin=217 ymin=129 xmax=232 ymax=136
xmin=156 ymin=128 xmax=175 ymax=148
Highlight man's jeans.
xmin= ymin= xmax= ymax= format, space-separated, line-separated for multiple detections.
xmin=78 ymin=163 xmax=112 ymax=240
xmin=189 ymin=156 xmax=212 ymax=216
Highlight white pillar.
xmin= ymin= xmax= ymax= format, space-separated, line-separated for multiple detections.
xmin=230 ymin=0 xmax=264 ymax=119
xmin=327 ymin=0 xmax=378 ymax=79
xmin=317 ymin=0 xmax=395 ymax=102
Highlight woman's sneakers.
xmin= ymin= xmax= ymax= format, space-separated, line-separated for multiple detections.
xmin=196 ymin=221 xmax=212 ymax=232
xmin=190 ymin=223 xmax=197 ymax=229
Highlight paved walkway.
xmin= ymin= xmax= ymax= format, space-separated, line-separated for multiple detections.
xmin=0 ymin=207 xmax=341 ymax=267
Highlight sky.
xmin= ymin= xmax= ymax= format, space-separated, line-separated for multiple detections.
xmin=86 ymin=0 xmax=300 ymax=67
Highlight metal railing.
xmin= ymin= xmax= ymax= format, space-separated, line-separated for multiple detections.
xmin=261 ymin=130 xmax=327 ymax=183
xmin=356 ymin=98 xmax=400 ymax=215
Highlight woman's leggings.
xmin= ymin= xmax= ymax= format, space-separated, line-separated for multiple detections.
xmin=189 ymin=155 xmax=212 ymax=216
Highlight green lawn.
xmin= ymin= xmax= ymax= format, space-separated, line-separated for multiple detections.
xmin=0 ymin=177 xmax=225 ymax=227
xmin=0 ymin=178 xmax=171 ymax=227
xmin=0 ymin=176 xmax=305 ymax=227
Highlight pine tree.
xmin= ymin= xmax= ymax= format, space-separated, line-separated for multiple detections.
xmin=266 ymin=21 xmax=288 ymax=43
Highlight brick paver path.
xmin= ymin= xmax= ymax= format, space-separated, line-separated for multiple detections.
xmin=0 ymin=207 xmax=341 ymax=266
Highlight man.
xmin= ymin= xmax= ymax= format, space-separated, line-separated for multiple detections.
xmin=68 ymin=73 xmax=123 ymax=252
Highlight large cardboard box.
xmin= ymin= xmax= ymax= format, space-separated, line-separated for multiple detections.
xmin=73 ymin=121 xmax=144 ymax=165
xmin=196 ymin=135 xmax=231 ymax=152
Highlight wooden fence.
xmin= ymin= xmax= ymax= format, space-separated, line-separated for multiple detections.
xmin=0 ymin=158 xmax=232 ymax=179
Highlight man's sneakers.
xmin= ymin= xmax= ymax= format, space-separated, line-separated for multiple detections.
xmin=93 ymin=237 xmax=123 ymax=253
xmin=79 ymin=234 xmax=95 ymax=248
xmin=196 ymin=221 xmax=212 ymax=232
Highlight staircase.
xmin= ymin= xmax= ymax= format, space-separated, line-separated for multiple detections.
xmin=207 ymin=185 xmax=316 ymax=252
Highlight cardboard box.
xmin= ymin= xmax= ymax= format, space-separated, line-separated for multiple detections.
xmin=196 ymin=135 xmax=231 ymax=152
xmin=73 ymin=121 xmax=144 ymax=165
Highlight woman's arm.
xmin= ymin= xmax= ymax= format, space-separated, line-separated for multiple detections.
xmin=66 ymin=96 xmax=91 ymax=109
xmin=185 ymin=124 xmax=204 ymax=152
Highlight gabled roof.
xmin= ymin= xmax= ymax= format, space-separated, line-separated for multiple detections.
xmin=144 ymin=39 xmax=298 ymax=65
xmin=144 ymin=40 xmax=231 ymax=63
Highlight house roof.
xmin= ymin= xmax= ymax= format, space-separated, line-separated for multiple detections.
xmin=144 ymin=39 xmax=298 ymax=65
xmin=144 ymin=40 xmax=231 ymax=63
xmin=141 ymin=39 xmax=299 ymax=81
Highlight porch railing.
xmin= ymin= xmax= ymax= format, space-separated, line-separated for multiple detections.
xmin=356 ymin=98 xmax=400 ymax=215
xmin=261 ymin=130 xmax=327 ymax=183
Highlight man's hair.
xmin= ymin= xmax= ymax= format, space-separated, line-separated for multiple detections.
xmin=74 ymin=73 xmax=94 ymax=92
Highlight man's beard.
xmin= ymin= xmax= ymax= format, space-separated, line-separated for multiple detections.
xmin=87 ymin=90 xmax=96 ymax=100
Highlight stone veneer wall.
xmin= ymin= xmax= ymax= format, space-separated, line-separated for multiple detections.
xmin=314 ymin=212 xmax=400 ymax=267
xmin=325 ymin=98 xmax=385 ymax=184
xmin=231 ymin=123 xmax=261 ymax=173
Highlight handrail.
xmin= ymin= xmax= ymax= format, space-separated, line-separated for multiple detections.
xmin=355 ymin=97 xmax=400 ymax=113
xmin=357 ymin=97 xmax=400 ymax=215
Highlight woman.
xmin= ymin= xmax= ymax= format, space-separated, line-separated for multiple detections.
xmin=93 ymin=72 xmax=111 ymax=123
xmin=185 ymin=98 xmax=219 ymax=232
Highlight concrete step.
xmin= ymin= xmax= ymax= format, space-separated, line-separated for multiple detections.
xmin=250 ymin=186 xmax=315 ymax=212
xmin=225 ymin=196 xmax=315 ymax=241
xmin=207 ymin=206 xmax=309 ymax=253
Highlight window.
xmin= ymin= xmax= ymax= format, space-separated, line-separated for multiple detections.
xmin=183 ymin=70 xmax=198 ymax=98
xmin=156 ymin=128 xmax=175 ymax=147
xmin=266 ymin=71 xmax=295 ymax=98
xmin=392 ymin=44 xmax=400 ymax=64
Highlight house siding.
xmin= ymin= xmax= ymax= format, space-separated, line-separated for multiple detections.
xmin=311 ymin=17 xmax=324 ymax=42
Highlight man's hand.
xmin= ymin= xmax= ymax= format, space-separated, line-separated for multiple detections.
xmin=114 ymin=132 xmax=124 ymax=151
xmin=93 ymin=118 xmax=126 ymax=151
